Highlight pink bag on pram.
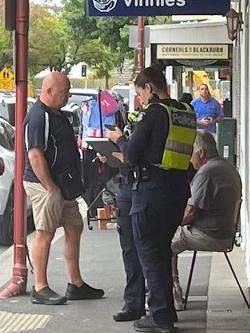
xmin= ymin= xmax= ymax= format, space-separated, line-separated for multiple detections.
xmin=99 ymin=90 xmax=118 ymax=115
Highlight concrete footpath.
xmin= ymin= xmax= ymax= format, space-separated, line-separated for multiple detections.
xmin=0 ymin=198 xmax=249 ymax=333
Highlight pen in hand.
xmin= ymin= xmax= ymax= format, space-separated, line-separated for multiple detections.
xmin=91 ymin=153 xmax=108 ymax=164
xmin=91 ymin=156 xmax=98 ymax=163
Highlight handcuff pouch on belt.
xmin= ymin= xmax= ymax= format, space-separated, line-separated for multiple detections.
xmin=133 ymin=166 xmax=150 ymax=182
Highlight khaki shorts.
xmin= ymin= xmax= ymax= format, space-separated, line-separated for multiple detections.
xmin=23 ymin=181 xmax=83 ymax=232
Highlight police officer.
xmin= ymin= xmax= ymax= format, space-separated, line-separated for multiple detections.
xmin=112 ymin=164 xmax=146 ymax=322
xmin=101 ymin=111 xmax=146 ymax=322
xmin=110 ymin=67 xmax=196 ymax=333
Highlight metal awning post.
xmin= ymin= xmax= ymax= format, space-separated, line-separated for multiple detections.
xmin=0 ymin=0 xmax=29 ymax=299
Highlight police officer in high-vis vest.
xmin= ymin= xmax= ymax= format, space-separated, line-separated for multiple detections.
xmin=109 ymin=67 xmax=196 ymax=333
xmin=100 ymin=108 xmax=147 ymax=322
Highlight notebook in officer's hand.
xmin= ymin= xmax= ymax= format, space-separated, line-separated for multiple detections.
xmin=85 ymin=137 xmax=124 ymax=168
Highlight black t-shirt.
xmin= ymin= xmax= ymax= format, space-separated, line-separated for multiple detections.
xmin=23 ymin=100 xmax=80 ymax=182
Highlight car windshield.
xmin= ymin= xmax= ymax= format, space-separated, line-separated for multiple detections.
xmin=0 ymin=99 xmax=35 ymax=126
xmin=112 ymin=88 xmax=129 ymax=101
xmin=0 ymin=122 xmax=13 ymax=150
xmin=68 ymin=93 xmax=97 ymax=107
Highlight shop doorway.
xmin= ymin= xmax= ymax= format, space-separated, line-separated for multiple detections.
xmin=151 ymin=45 xmax=233 ymax=116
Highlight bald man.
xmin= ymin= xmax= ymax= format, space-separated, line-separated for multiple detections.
xmin=23 ymin=72 xmax=104 ymax=305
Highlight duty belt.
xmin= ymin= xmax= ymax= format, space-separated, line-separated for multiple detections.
xmin=114 ymin=170 xmax=135 ymax=185
xmin=133 ymin=166 xmax=150 ymax=182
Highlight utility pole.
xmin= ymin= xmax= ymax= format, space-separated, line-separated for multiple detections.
xmin=0 ymin=0 xmax=29 ymax=299
xmin=135 ymin=16 xmax=145 ymax=75
xmin=13 ymin=0 xmax=29 ymax=293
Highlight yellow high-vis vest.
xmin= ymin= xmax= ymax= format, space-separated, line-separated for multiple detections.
xmin=127 ymin=110 xmax=143 ymax=122
xmin=148 ymin=102 xmax=196 ymax=171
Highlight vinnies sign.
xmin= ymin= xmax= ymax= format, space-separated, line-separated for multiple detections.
xmin=86 ymin=0 xmax=230 ymax=16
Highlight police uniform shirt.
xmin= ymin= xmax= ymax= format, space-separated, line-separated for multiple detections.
xmin=23 ymin=99 xmax=80 ymax=183
xmin=126 ymin=95 xmax=188 ymax=166
xmin=124 ymin=95 xmax=191 ymax=198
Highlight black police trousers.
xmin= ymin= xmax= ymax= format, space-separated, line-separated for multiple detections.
xmin=116 ymin=183 xmax=145 ymax=314
xmin=131 ymin=180 xmax=187 ymax=325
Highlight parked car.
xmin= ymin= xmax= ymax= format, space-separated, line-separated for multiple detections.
xmin=61 ymin=103 xmax=82 ymax=137
xmin=111 ymin=84 xmax=140 ymax=111
xmin=111 ymin=90 xmax=129 ymax=126
xmin=0 ymin=93 xmax=36 ymax=126
xmin=0 ymin=117 xmax=15 ymax=245
xmin=68 ymin=88 xmax=129 ymax=128
xmin=0 ymin=117 xmax=33 ymax=245
xmin=110 ymin=85 xmax=130 ymax=104
xmin=0 ymin=157 xmax=4 ymax=175
xmin=68 ymin=88 xmax=98 ymax=108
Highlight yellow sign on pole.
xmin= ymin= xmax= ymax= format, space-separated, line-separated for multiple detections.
xmin=0 ymin=67 xmax=14 ymax=90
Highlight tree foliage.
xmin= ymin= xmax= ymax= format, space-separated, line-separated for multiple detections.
xmin=0 ymin=0 xmax=172 ymax=84
xmin=62 ymin=0 xmax=123 ymax=86
xmin=29 ymin=4 xmax=70 ymax=76
xmin=0 ymin=0 xmax=13 ymax=69
xmin=0 ymin=23 xmax=13 ymax=69
xmin=77 ymin=39 xmax=118 ymax=88
xmin=62 ymin=0 xmax=98 ymax=44
xmin=62 ymin=0 xmax=171 ymax=74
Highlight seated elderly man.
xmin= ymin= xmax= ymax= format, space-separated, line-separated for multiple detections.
xmin=172 ymin=130 xmax=242 ymax=311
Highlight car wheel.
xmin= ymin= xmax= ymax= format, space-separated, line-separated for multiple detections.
xmin=0 ymin=187 xmax=14 ymax=246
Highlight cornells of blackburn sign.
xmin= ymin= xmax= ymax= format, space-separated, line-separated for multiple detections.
xmin=86 ymin=0 xmax=230 ymax=16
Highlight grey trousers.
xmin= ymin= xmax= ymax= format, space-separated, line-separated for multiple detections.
xmin=172 ymin=225 xmax=233 ymax=279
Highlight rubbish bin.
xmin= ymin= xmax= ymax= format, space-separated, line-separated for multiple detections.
xmin=217 ymin=117 xmax=236 ymax=165
xmin=223 ymin=99 xmax=232 ymax=117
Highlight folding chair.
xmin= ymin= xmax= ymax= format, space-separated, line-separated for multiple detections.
xmin=183 ymin=200 xmax=250 ymax=310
